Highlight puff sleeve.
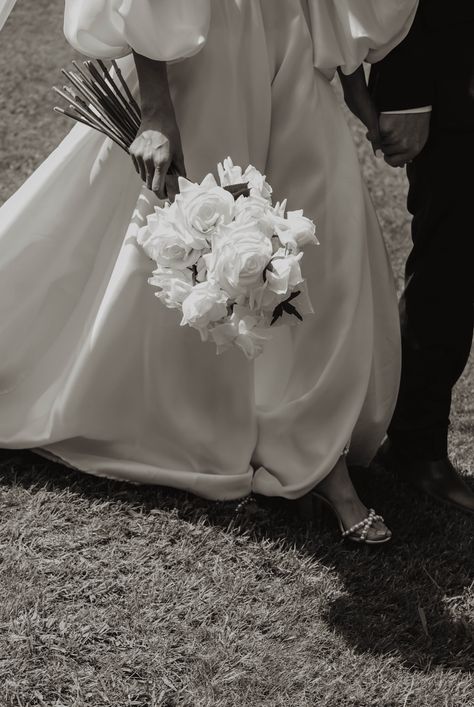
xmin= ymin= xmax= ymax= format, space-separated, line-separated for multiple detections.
xmin=63 ymin=0 xmax=211 ymax=61
xmin=0 ymin=0 xmax=18 ymax=32
xmin=307 ymin=0 xmax=419 ymax=79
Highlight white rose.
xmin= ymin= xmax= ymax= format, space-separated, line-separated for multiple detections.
xmin=266 ymin=250 xmax=304 ymax=296
xmin=138 ymin=202 xmax=209 ymax=257
xmin=210 ymin=308 xmax=270 ymax=359
xmin=181 ymin=281 xmax=229 ymax=335
xmin=234 ymin=194 xmax=269 ymax=226
xmin=265 ymin=213 xmax=296 ymax=250
xmin=149 ymin=268 xmax=194 ymax=309
xmin=209 ymin=320 xmax=238 ymax=354
xmin=137 ymin=207 xmax=166 ymax=260
xmin=271 ymin=209 xmax=317 ymax=250
xmin=286 ymin=210 xmax=318 ymax=247
xmin=243 ymin=165 xmax=273 ymax=201
xmin=257 ymin=202 xmax=290 ymax=241
xmin=165 ymin=200 xmax=210 ymax=251
xmin=176 ymin=173 xmax=235 ymax=237
xmin=205 ymin=222 xmax=273 ymax=298
xmin=217 ymin=156 xmax=244 ymax=187
xmin=249 ymin=281 xmax=288 ymax=312
xmin=233 ymin=309 xmax=271 ymax=359
xmin=144 ymin=226 xmax=202 ymax=270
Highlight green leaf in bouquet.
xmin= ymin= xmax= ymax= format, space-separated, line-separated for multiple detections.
xmin=271 ymin=290 xmax=302 ymax=326
xmin=223 ymin=183 xmax=251 ymax=200
xmin=262 ymin=261 xmax=275 ymax=283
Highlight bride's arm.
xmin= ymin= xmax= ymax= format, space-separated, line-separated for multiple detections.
xmin=337 ymin=66 xmax=381 ymax=154
xmin=62 ymin=1 xmax=212 ymax=198
xmin=130 ymin=53 xmax=186 ymax=199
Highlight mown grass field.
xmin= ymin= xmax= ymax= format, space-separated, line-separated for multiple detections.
xmin=0 ymin=2 xmax=473 ymax=706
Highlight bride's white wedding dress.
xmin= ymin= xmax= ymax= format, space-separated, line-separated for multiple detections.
xmin=0 ymin=0 xmax=418 ymax=500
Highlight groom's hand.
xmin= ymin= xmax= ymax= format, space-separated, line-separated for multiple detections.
xmin=379 ymin=112 xmax=431 ymax=167
xmin=337 ymin=67 xmax=382 ymax=154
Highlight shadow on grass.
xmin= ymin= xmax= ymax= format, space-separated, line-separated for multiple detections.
xmin=320 ymin=466 xmax=474 ymax=674
xmin=1 ymin=447 xmax=473 ymax=675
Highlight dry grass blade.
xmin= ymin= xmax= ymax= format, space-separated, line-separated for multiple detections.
xmin=53 ymin=107 xmax=129 ymax=151
xmin=53 ymin=59 xmax=142 ymax=153
xmin=52 ymin=85 xmax=129 ymax=151
xmin=111 ymin=59 xmax=141 ymax=121
xmin=97 ymin=59 xmax=141 ymax=128
xmin=62 ymin=69 xmax=128 ymax=139
xmin=85 ymin=61 xmax=138 ymax=140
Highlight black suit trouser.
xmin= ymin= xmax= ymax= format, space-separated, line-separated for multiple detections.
xmin=388 ymin=125 xmax=474 ymax=459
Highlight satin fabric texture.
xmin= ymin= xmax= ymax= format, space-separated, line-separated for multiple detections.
xmin=0 ymin=0 xmax=417 ymax=499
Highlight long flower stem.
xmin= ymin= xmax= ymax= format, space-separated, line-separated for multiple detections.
xmin=61 ymin=71 xmax=129 ymax=144
xmin=54 ymin=60 xmax=143 ymax=153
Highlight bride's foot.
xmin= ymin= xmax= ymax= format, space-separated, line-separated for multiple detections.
xmin=303 ymin=457 xmax=392 ymax=544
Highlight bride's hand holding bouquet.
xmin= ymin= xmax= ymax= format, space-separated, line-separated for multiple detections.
xmin=53 ymin=54 xmax=319 ymax=360
xmin=129 ymin=53 xmax=185 ymax=201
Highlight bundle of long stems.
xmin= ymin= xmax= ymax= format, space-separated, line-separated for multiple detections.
xmin=53 ymin=59 xmax=141 ymax=152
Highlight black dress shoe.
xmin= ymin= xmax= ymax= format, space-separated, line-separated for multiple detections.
xmin=376 ymin=439 xmax=474 ymax=515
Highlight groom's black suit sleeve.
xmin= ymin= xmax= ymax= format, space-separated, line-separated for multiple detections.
xmin=368 ymin=4 xmax=435 ymax=111
xmin=368 ymin=0 xmax=474 ymax=462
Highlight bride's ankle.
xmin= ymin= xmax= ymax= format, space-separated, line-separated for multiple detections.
xmin=317 ymin=486 xmax=363 ymax=509
xmin=316 ymin=457 xmax=356 ymax=499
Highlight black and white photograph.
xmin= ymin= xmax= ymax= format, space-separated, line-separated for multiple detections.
xmin=0 ymin=1 xmax=472 ymax=705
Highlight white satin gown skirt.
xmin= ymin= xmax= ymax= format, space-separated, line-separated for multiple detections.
xmin=0 ymin=0 xmax=401 ymax=500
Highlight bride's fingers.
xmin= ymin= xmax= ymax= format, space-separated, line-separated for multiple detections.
xmin=366 ymin=111 xmax=382 ymax=152
xmin=164 ymin=174 xmax=180 ymax=202
xmin=366 ymin=130 xmax=382 ymax=156
xmin=152 ymin=166 xmax=168 ymax=199
xmin=384 ymin=152 xmax=410 ymax=168
xmin=144 ymin=154 xmax=157 ymax=191
xmin=130 ymin=139 xmax=147 ymax=182
xmin=150 ymin=145 xmax=172 ymax=196
xmin=381 ymin=140 xmax=407 ymax=156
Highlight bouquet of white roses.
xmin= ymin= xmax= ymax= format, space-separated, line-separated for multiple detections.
xmin=137 ymin=158 xmax=318 ymax=360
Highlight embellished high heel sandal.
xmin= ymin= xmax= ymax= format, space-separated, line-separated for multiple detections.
xmin=297 ymin=492 xmax=392 ymax=545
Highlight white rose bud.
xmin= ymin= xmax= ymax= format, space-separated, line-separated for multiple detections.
xmin=232 ymin=309 xmax=271 ymax=359
xmin=217 ymin=156 xmax=244 ymax=187
xmin=211 ymin=308 xmax=270 ymax=359
xmin=270 ymin=209 xmax=317 ymax=251
xmin=243 ymin=165 xmax=273 ymax=201
xmin=149 ymin=268 xmax=194 ymax=309
xmin=286 ymin=210 xmax=318 ymax=247
xmin=181 ymin=281 xmax=229 ymax=336
xmin=266 ymin=250 xmax=304 ymax=295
